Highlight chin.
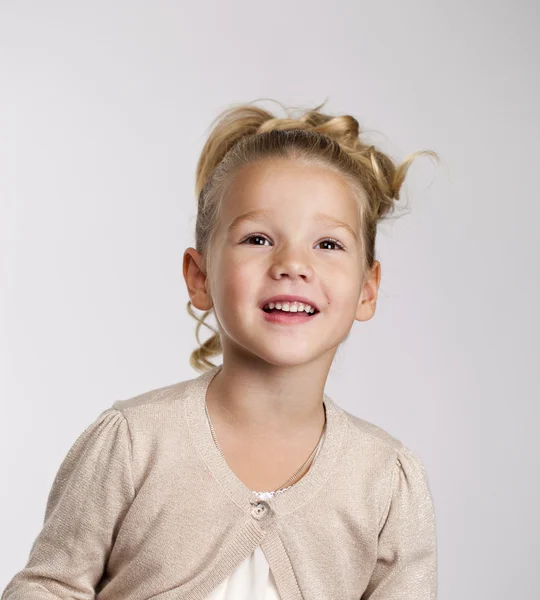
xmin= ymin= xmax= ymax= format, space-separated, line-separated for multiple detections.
xmin=255 ymin=347 xmax=318 ymax=368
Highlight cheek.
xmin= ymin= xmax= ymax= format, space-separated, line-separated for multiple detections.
xmin=326 ymin=272 xmax=361 ymax=309
xmin=219 ymin=266 xmax=257 ymax=306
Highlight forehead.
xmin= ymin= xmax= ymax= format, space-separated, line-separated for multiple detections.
xmin=221 ymin=158 xmax=360 ymax=227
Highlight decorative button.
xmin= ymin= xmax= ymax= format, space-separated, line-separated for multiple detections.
xmin=250 ymin=500 xmax=270 ymax=520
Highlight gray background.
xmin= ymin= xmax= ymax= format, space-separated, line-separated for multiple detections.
xmin=1 ymin=1 xmax=538 ymax=597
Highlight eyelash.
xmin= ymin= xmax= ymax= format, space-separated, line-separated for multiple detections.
xmin=240 ymin=234 xmax=345 ymax=251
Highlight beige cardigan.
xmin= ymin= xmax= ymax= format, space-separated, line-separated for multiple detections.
xmin=1 ymin=365 xmax=438 ymax=600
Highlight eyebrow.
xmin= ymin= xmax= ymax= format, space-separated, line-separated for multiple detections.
xmin=226 ymin=209 xmax=358 ymax=240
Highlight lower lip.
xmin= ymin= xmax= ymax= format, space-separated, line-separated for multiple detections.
xmin=260 ymin=309 xmax=318 ymax=324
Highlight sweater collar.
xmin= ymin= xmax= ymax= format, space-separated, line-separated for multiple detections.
xmin=184 ymin=364 xmax=349 ymax=517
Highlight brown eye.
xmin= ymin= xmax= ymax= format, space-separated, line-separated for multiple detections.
xmin=241 ymin=235 xmax=270 ymax=246
xmin=317 ymin=238 xmax=345 ymax=251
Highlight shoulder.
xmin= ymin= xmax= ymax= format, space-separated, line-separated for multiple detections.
xmin=341 ymin=407 xmax=435 ymax=515
xmin=342 ymin=408 xmax=405 ymax=454
xmin=112 ymin=379 xmax=192 ymax=413
xmin=340 ymin=407 xmax=430 ymax=475
xmin=109 ymin=372 xmax=201 ymax=434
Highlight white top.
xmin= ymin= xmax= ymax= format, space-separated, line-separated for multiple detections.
xmin=203 ymin=544 xmax=281 ymax=599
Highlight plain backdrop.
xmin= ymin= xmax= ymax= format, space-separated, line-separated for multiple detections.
xmin=1 ymin=1 xmax=538 ymax=597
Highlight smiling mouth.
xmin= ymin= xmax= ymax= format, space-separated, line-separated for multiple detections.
xmin=262 ymin=307 xmax=318 ymax=317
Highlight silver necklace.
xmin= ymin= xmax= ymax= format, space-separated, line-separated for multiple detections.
xmin=204 ymin=398 xmax=327 ymax=500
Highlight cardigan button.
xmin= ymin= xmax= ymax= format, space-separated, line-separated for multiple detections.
xmin=250 ymin=500 xmax=270 ymax=520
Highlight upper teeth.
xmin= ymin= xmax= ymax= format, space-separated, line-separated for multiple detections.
xmin=263 ymin=301 xmax=316 ymax=314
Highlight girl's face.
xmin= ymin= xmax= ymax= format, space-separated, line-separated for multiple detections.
xmin=187 ymin=157 xmax=380 ymax=367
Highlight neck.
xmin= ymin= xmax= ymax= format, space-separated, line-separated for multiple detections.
xmin=204 ymin=356 xmax=332 ymax=441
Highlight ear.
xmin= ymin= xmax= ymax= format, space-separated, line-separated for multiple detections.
xmin=355 ymin=260 xmax=382 ymax=322
xmin=182 ymin=247 xmax=214 ymax=311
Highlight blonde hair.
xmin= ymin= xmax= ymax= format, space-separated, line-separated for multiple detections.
xmin=187 ymin=99 xmax=439 ymax=372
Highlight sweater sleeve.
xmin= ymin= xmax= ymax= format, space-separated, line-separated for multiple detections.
xmin=1 ymin=408 xmax=135 ymax=600
xmin=361 ymin=444 xmax=438 ymax=600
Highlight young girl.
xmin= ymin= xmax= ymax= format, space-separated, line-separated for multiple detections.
xmin=2 ymin=100 xmax=439 ymax=600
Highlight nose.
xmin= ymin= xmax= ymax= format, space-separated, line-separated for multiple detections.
xmin=269 ymin=245 xmax=314 ymax=280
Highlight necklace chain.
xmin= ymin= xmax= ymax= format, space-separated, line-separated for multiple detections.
xmin=204 ymin=398 xmax=327 ymax=498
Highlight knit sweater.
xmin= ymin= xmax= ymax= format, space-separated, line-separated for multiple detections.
xmin=1 ymin=365 xmax=438 ymax=600
xmin=204 ymin=425 xmax=328 ymax=599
